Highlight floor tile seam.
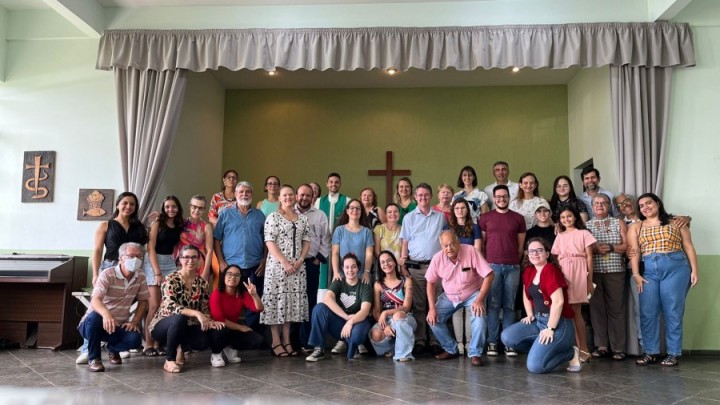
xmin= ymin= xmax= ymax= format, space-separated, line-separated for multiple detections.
xmin=6 ymin=351 xmax=62 ymax=388
xmin=309 ymin=379 xmax=411 ymax=401
xmin=686 ymin=393 xmax=720 ymax=403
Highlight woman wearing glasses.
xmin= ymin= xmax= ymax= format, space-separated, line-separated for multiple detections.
xmin=150 ymin=245 xmax=224 ymax=373
xmin=208 ymin=170 xmax=239 ymax=289
xmin=209 ymin=265 xmax=265 ymax=367
xmin=501 ymin=238 xmax=582 ymax=373
xmin=143 ymin=196 xmax=184 ymax=357
xmin=175 ymin=195 xmax=214 ymax=282
xmin=257 ymin=175 xmax=281 ymax=216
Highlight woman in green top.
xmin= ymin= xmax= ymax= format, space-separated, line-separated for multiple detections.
xmin=394 ymin=177 xmax=417 ymax=225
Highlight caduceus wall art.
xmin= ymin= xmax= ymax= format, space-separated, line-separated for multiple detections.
xmin=21 ymin=151 xmax=55 ymax=203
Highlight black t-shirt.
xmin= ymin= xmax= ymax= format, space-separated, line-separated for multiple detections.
xmin=526 ymin=225 xmax=556 ymax=249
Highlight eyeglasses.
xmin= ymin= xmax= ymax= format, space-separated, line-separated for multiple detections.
xmin=494 ymin=195 xmax=509 ymax=200
xmin=348 ymin=206 xmax=362 ymax=211
xmin=225 ymin=273 xmax=241 ymax=279
xmin=225 ymin=176 xmax=238 ymax=180
xmin=123 ymin=254 xmax=142 ymax=259
xmin=181 ymin=255 xmax=199 ymax=260
xmin=616 ymin=198 xmax=632 ymax=209
xmin=528 ymin=248 xmax=546 ymax=255
xmin=190 ymin=204 xmax=206 ymax=211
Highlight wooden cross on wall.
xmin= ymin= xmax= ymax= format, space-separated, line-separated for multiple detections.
xmin=368 ymin=151 xmax=411 ymax=206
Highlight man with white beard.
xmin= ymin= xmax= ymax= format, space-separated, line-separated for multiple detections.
xmin=214 ymin=181 xmax=267 ymax=329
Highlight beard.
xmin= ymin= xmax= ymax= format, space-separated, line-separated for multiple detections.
xmin=238 ymin=198 xmax=252 ymax=207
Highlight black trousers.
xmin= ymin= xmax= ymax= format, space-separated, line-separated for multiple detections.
xmin=210 ymin=328 xmax=264 ymax=353
xmin=151 ymin=314 xmax=210 ymax=361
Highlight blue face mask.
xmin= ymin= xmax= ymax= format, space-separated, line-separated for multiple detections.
xmin=124 ymin=257 xmax=143 ymax=273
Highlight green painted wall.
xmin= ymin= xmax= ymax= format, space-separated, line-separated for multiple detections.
xmin=223 ymin=86 xmax=569 ymax=203
xmin=684 ymin=255 xmax=720 ymax=352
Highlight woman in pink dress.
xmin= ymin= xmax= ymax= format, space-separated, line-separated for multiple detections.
xmin=175 ymin=195 xmax=214 ymax=282
xmin=551 ymin=206 xmax=596 ymax=363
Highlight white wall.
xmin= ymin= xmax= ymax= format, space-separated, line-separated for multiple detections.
xmin=566 ymin=67 xmax=618 ymax=192
xmin=664 ymin=25 xmax=720 ymax=255
xmin=154 ymin=71 xmax=226 ymax=212
xmin=0 ymin=37 xmax=119 ymax=251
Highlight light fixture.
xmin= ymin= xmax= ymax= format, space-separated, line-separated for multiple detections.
xmin=512 ymin=66 xmax=520 ymax=73
xmin=267 ymin=70 xmax=277 ymax=76
xmin=386 ymin=68 xmax=398 ymax=75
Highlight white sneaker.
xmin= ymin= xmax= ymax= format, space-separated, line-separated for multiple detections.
xmin=119 ymin=351 xmax=130 ymax=359
xmin=487 ymin=343 xmax=498 ymax=356
xmin=457 ymin=343 xmax=465 ymax=355
xmin=358 ymin=344 xmax=368 ymax=354
xmin=210 ymin=353 xmax=226 ymax=367
xmin=75 ymin=352 xmax=89 ymax=364
xmin=223 ymin=347 xmax=241 ymax=363
xmin=331 ymin=340 xmax=347 ymax=354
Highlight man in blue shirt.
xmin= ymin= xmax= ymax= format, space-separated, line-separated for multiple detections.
xmin=400 ymin=182 xmax=447 ymax=354
xmin=213 ymin=181 xmax=267 ymax=328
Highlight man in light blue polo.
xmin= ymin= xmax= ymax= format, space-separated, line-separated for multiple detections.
xmin=399 ymin=182 xmax=447 ymax=354
xmin=213 ymin=181 xmax=267 ymax=328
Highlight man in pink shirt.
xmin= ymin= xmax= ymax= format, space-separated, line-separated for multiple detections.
xmin=426 ymin=231 xmax=494 ymax=366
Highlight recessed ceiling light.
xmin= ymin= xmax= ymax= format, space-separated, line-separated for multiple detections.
xmin=386 ymin=68 xmax=398 ymax=75
xmin=267 ymin=70 xmax=277 ymax=76
xmin=512 ymin=67 xmax=520 ymax=73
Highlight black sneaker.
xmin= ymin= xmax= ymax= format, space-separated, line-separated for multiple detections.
xmin=305 ymin=348 xmax=325 ymax=362
xmin=487 ymin=343 xmax=498 ymax=356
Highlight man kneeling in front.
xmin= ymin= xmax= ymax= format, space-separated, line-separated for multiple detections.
xmin=77 ymin=242 xmax=148 ymax=372
xmin=427 ymin=231 xmax=494 ymax=366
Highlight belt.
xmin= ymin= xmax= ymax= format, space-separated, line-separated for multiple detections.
xmin=411 ymin=259 xmax=431 ymax=265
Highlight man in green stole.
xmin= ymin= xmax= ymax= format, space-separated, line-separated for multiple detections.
xmin=314 ymin=172 xmax=348 ymax=291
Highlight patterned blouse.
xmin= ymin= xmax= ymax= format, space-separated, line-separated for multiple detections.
xmin=587 ymin=217 xmax=624 ymax=273
xmin=149 ymin=270 xmax=211 ymax=332
xmin=639 ymin=223 xmax=683 ymax=255
xmin=208 ymin=192 xmax=236 ymax=222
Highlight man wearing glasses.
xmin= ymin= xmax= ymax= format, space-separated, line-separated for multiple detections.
xmin=479 ymin=185 xmax=527 ymax=357
xmin=213 ymin=181 xmax=267 ymax=329
xmin=77 ymin=242 xmax=149 ymax=372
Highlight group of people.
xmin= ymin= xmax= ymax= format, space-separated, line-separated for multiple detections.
xmin=76 ymin=161 xmax=699 ymax=375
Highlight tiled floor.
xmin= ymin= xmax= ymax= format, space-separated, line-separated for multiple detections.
xmin=1 ymin=348 xmax=719 ymax=404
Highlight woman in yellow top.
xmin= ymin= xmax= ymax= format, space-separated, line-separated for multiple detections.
xmin=627 ymin=193 xmax=698 ymax=367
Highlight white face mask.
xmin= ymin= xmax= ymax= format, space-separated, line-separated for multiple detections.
xmin=124 ymin=257 xmax=143 ymax=273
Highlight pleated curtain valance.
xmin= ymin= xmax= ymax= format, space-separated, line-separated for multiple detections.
xmin=96 ymin=22 xmax=695 ymax=73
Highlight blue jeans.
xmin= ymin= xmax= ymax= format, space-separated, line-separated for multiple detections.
xmin=487 ymin=263 xmax=520 ymax=344
xmin=429 ymin=291 xmax=487 ymax=357
xmin=78 ymin=312 xmax=142 ymax=361
xmin=369 ymin=314 xmax=417 ymax=360
xmin=501 ymin=314 xmax=576 ymax=373
xmin=308 ymin=303 xmax=371 ymax=359
xmin=639 ymin=251 xmax=691 ymax=356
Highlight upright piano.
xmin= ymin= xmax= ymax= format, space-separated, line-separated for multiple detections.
xmin=0 ymin=254 xmax=88 ymax=350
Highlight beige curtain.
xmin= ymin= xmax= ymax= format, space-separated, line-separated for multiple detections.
xmin=97 ymin=23 xmax=695 ymax=72
xmin=116 ymin=67 xmax=187 ymax=221
xmin=611 ymin=66 xmax=672 ymax=198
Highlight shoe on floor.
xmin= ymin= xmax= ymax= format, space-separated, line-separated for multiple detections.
xmin=211 ymin=353 xmax=226 ymax=367
xmin=429 ymin=344 xmax=443 ymax=355
xmin=223 ymin=347 xmax=241 ymax=363
xmin=331 ymin=340 xmax=347 ymax=354
xmin=471 ymin=356 xmax=484 ymax=367
xmin=75 ymin=352 xmax=89 ymax=364
xmin=358 ymin=344 xmax=368 ymax=354
xmin=88 ymin=358 xmax=105 ymax=372
xmin=412 ymin=343 xmax=426 ymax=355
xmin=119 ymin=351 xmax=130 ymax=359
xmin=434 ymin=351 xmax=459 ymax=360
xmin=487 ymin=343 xmax=498 ymax=356
xmin=505 ymin=347 xmax=518 ymax=357
xmin=108 ymin=352 xmax=122 ymax=365
xmin=306 ymin=348 xmax=325 ymax=362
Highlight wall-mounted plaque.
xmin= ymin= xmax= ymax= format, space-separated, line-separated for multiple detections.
xmin=77 ymin=189 xmax=114 ymax=221
xmin=21 ymin=151 xmax=55 ymax=203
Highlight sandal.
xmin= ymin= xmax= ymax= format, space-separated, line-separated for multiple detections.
xmin=176 ymin=350 xmax=185 ymax=366
xmin=566 ymin=346 xmax=582 ymax=373
xmin=142 ymin=347 xmax=159 ymax=357
xmin=612 ymin=352 xmax=626 ymax=361
xmin=271 ymin=344 xmax=289 ymax=357
xmin=283 ymin=344 xmax=298 ymax=356
xmin=163 ymin=360 xmax=181 ymax=373
xmin=636 ymin=354 xmax=658 ymax=366
xmin=157 ymin=347 xmax=167 ymax=356
xmin=591 ymin=348 xmax=609 ymax=358
xmin=661 ymin=355 xmax=679 ymax=367
xmin=579 ymin=350 xmax=592 ymax=363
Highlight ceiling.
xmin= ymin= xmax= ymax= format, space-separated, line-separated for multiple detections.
xmin=211 ymin=66 xmax=580 ymax=89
